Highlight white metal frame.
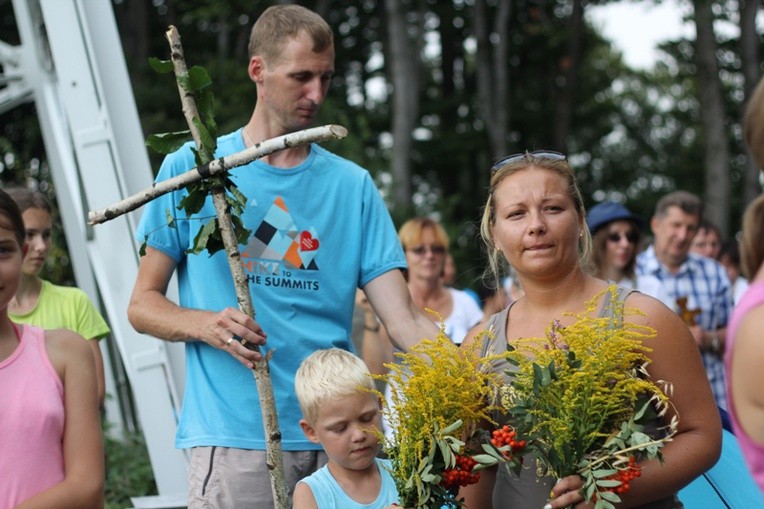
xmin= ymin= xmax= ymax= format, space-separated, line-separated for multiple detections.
xmin=4 ymin=0 xmax=188 ymax=497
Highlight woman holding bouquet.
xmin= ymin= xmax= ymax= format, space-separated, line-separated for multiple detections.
xmin=460 ymin=152 xmax=721 ymax=508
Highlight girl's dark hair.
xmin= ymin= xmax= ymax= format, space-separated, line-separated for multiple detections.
xmin=3 ymin=186 xmax=51 ymax=214
xmin=0 ymin=188 xmax=27 ymax=246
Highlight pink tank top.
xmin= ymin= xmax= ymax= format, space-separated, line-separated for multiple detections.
xmin=0 ymin=324 xmax=65 ymax=508
xmin=725 ymin=280 xmax=764 ymax=492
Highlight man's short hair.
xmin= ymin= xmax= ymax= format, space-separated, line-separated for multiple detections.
xmin=654 ymin=190 xmax=703 ymax=220
xmin=295 ymin=348 xmax=374 ymax=425
xmin=248 ymin=5 xmax=333 ymax=64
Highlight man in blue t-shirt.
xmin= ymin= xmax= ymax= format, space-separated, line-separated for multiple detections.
xmin=128 ymin=5 xmax=439 ymax=508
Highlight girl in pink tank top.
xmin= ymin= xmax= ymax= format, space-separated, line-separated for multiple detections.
xmin=725 ymin=194 xmax=764 ymax=494
xmin=0 ymin=189 xmax=104 ymax=508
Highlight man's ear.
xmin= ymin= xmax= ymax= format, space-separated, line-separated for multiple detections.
xmin=248 ymin=56 xmax=265 ymax=83
xmin=650 ymin=215 xmax=659 ymax=235
xmin=300 ymin=419 xmax=321 ymax=445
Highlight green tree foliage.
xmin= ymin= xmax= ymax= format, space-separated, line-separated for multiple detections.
xmin=2 ymin=0 xmax=761 ymax=290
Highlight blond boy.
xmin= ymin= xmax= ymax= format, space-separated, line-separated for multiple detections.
xmin=294 ymin=348 xmax=399 ymax=508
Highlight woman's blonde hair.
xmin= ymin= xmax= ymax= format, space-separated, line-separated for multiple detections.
xmin=398 ymin=216 xmax=450 ymax=252
xmin=479 ymin=153 xmax=592 ymax=284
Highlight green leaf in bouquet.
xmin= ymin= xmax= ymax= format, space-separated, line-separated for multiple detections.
xmin=438 ymin=440 xmax=455 ymax=470
xmin=472 ymin=453 xmax=501 ymax=466
xmin=595 ymin=479 xmax=622 ymax=488
xmin=548 ymin=359 xmax=558 ymax=380
xmin=598 ymin=490 xmax=622 ymax=503
xmin=595 ymin=498 xmax=617 ymax=509
xmin=586 ymin=480 xmax=597 ymax=501
xmin=566 ymin=350 xmax=582 ymax=369
xmin=592 ymin=468 xmax=618 ymax=478
xmin=532 ymin=363 xmax=544 ymax=396
xmin=629 ymin=431 xmax=652 ymax=446
xmin=443 ymin=420 xmax=463 ymax=434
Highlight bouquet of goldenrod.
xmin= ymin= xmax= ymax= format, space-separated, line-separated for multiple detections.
xmin=374 ymin=325 xmax=525 ymax=508
xmin=496 ymin=287 xmax=678 ymax=509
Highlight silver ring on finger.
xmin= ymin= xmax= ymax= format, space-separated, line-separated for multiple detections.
xmin=227 ymin=336 xmax=236 ymax=346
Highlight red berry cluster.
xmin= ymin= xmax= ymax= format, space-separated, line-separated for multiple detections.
xmin=441 ymin=454 xmax=480 ymax=490
xmin=490 ymin=425 xmax=526 ymax=457
xmin=603 ymin=456 xmax=641 ymax=495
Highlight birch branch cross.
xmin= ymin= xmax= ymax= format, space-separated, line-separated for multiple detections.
xmin=87 ymin=124 xmax=348 ymax=225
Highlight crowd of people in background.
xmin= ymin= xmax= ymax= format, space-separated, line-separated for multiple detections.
xmin=2 ymin=4 xmax=764 ymax=509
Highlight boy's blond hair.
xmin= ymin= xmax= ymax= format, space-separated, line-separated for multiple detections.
xmin=295 ymin=348 xmax=375 ymax=424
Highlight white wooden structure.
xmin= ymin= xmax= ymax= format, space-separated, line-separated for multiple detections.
xmin=2 ymin=0 xmax=188 ymax=499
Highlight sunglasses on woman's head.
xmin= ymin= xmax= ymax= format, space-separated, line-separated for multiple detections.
xmin=490 ymin=150 xmax=567 ymax=173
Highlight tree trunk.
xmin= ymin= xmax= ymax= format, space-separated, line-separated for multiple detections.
xmin=739 ymin=0 xmax=762 ymax=205
xmin=475 ymin=0 xmax=510 ymax=160
xmin=693 ymin=0 xmax=730 ymax=236
xmin=552 ymin=0 xmax=583 ymax=152
xmin=385 ymin=0 xmax=420 ymax=209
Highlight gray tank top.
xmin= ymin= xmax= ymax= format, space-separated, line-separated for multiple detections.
xmin=480 ymin=286 xmax=682 ymax=509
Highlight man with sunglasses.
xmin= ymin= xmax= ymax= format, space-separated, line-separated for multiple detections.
xmin=636 ymin=190 xmax=733 ymax=411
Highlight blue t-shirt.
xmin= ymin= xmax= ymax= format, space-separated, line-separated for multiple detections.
xmin=298 ymin=458 xmax=398 ymax=508
xmin=136 ymin=130 xmax=405 ymax=450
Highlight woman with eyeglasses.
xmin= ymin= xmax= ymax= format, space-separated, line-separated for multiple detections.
xmin=587 ymin=201 xmax=667 ymax=302
xmin=460 ymin=151 xmax=721 ymax=509
xmin=363 ymin=217 xmax=483 ymax=438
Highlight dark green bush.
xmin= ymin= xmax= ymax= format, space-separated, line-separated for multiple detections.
xmin=104 ymin=428 xmax=157 ymax=509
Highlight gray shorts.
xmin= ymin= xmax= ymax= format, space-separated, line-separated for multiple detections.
xmin=187 ymin=446 xmax=328 ymax=508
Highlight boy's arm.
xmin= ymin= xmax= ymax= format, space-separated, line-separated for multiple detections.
xmin=292 ymin=481 xmax=319 ymax=509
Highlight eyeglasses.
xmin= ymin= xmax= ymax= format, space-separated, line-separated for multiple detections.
xmin=490 ymin=150 xmax=567 ymax=173
xmin=407 ymin=245 xmax=447 ymax=256
xmin=607 ymin=232 xmax=639 ymax=244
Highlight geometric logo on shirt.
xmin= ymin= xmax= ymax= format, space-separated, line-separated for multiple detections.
xmin=241 ymin=196 xmax=319 ymax=270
